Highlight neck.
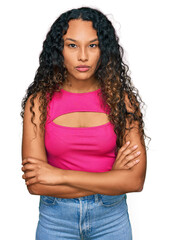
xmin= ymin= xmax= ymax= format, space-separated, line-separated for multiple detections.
xmin=62 ymin=77 xmax=100 ymax=93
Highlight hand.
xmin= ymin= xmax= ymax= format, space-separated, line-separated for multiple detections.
xmin=111 ymin=141 xmax=141 ymax=170
xmin=21 ymin=157 xmax=64 ymax=186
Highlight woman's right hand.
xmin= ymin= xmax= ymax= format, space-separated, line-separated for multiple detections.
xmin=111 ymin=141 xmax=141 ymax=170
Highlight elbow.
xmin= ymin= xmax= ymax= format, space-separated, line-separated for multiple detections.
xmin=27 ymin=185 xmax=37 ymax=195
xmin=137 ymin=183 xmax=144 ymax=192
xmin=134 ymin=179 xmax=144 ymax=192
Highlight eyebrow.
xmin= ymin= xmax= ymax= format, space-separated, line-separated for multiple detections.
xmin=64 ymin=38 xmax=99 ymax=43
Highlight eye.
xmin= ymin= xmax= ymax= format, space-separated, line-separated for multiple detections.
xmin=89 ymin=44 xmax=98 ymax=48
xmin=68 ymin=44 xmax=77 ymax=48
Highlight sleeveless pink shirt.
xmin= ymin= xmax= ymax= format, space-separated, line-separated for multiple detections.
xmin=45 ymin=88 xmax=117 ymax=172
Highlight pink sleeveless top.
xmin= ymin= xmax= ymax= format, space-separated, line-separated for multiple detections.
xmin=45 ymin=88 xmax=117 ymax=172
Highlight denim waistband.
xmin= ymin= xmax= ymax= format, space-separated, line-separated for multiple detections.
xmin=63 ymin=193 xmax=127 ymax=203
xmin=40 ymin=193 xmax=127 ymax=205
xmin=74 ymin=193 xmax=100 ymax=201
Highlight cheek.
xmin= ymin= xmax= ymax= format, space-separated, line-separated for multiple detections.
xmin=93 ymin=54 xmax=101 ymax=67
xmin=63 ymin=55 xmax=72 ymax=68
xmin=93 ymin=50 xmax=101 ymax=61
xmin=63 ymin=51 xmax=75 ymax=68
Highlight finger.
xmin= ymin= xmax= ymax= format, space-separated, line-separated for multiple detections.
xmin=22 ymin=171 xmax=36 ymax=179
xmin=22 ymin=158 xmax=37 ymax=165
xmin=122 ymin=144 xmax=138 ymax=156
xmin=21 ymin=163 xmax=35 ymax=172
xmin=125 ymin=159 xmax=140 ymax=169
xmin=118 ymin=144 xmax=138 ymax=162
xmin=122 ymin=151 xmax=141 ymax=164
xmin=117 ymin=141 xmax=130 ymax=159
xmin=26 ymin=177 xmax=38 ymax=186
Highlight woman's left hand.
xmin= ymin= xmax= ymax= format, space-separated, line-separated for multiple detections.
xmin=21 ymin=157 xmax=64 ymax=186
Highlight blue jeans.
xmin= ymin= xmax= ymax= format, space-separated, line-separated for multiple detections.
xmin=35 ymin=193 xmax=132 ymax=240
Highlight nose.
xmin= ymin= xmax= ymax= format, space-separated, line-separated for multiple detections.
xmin=78 ymin=47 xmax=88 ymax=61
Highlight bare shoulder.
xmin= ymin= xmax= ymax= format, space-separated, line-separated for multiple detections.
xmin=24 ymin=92 xmax=42 ymax=120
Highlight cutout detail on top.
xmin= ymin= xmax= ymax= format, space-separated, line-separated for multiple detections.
xmin=52 ymin=111 xmax=110 ymax=128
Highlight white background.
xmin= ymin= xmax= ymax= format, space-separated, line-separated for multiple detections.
xmin=1 ymin=0 xmax=175 ymax=239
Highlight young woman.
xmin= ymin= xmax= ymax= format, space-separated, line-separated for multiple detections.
xmin=21 ymin=7 xmax=147 ymax=240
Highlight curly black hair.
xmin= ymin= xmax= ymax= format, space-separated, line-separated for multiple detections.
xmin=20 ymin=6 xmax=150 ymax=156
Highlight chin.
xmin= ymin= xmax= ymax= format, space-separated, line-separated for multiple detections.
xmin=73 ymin=73 xmax=92 ymax=80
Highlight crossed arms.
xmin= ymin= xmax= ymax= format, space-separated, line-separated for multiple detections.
xmin=21 ymin=94 xmax=147 ymax=197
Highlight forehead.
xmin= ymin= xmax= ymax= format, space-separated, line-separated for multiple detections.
xmin=63 ymin=19 xmax=98 ymax=40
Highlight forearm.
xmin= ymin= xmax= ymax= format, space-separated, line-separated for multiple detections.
xmin=27 ymin=183 xmax=97 ymax=198
xmin=62 ymin=169 xmax=142 ymax=195
xmin=23 ymin=164 xmax=97 ymax=198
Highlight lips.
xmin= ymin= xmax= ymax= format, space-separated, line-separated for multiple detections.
xmin=76 ymin=66 xmax=90 ymax=72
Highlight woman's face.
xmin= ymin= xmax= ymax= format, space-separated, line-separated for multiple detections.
xmin=62 ymin=19 xmax=101 ymax=82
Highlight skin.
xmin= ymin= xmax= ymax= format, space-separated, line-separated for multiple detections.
xmin=62 ymin=19 xmax=101 ymax=92
xmin=21 ymin=19 xmax=147 ymax=197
